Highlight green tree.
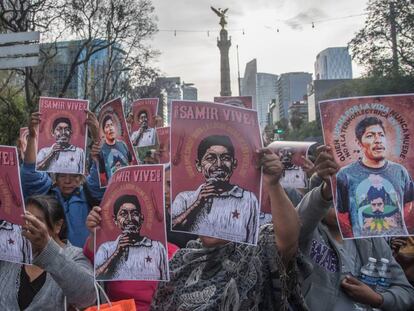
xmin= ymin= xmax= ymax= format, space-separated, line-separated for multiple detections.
xmin=349 ymin=0 xmax=414 ymax=77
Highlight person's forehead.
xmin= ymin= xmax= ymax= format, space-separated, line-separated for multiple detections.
xmin=119 ymin=202 xmax=139 ymax=212
xmin=204 ymin=145 xmax=231 ymax=155
xmin=363 ymin=124 xmax=385 ymax=134
xmin=55 ymin=121 xmax=70 ymax=128
xmin=371 ymin=197 xmax=384 ymax=202
xmin=104 ymin=118 xmax=114 ymax=126
xmin=138 ymin=112 xmax=148 ymax=118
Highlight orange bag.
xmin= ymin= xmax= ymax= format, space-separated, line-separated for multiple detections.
xmin=85 ymin=299 xmax=136 ymax=311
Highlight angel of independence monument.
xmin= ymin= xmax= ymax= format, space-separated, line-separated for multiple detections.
xmin=211 ymin=7 xmax=232 ymax=96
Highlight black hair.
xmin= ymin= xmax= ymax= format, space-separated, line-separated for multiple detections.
xmin=367 ymin=186 xmax=387 ymax=202
xmin=102 ymin=115 xmax=113 ymax=130
xmin=52 ymin=117 xmax=71 ymax=131
xmin=355 ymin=117 xmax=385 ymax=143
xmin=113 ymin=194 xmax=141 ymax=217
xmin=197 ymin=135 xmax=235 ymax=161
xmin=25 ymin=195 xmax=67 ymax=240
xmin=138 ymin=109 xmax=149 ymax=119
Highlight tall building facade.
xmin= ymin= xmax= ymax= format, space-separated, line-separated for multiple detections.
xmin=240 ymin=59 xmax=278 ymax=128
xmin=314 ymin=47 xmax=352 ymax=80
xmin=277 ymin=72 xmax=312 ymax=121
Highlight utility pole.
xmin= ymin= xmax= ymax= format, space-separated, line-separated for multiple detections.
xmin=236 ymin=44 xmax=241 ymax=96
xmin=389 ymin=1 xmax=399 ymax=77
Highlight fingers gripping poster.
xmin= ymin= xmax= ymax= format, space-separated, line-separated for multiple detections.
xmin=95 ymin=165 xmax=169 ymax=281
xmin=319 ymin=94 xmax=414 ymax=239
xmin=36 ymin=97 xmax=88 ymax=174
xmin=0 ymin=146 xmax=32 ymax=264
xmin=170 ymin=101 xmax=262 ymax=245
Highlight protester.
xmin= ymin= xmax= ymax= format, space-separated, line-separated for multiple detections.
xmin=299 ymin=145 xmax=414 ymax=311
xmin=84 ymin=206 xmax=178 ymax=311
xmin=0 ymin=195 xmax=95 ymax=310
xmin=390 ymin=237 xmax=414 ymax=287
xmin=151 ymin=148 xmax=307 ymax=310
xmin=21 ymin=111 xmax=104 ymax=247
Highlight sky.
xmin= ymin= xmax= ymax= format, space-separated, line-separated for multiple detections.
xmin=150 ymin=0 xmax=369 ymax=101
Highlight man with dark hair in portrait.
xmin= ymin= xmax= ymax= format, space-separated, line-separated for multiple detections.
xmin=336 ymin=116 xmax=413 ymax=237
xmin=98 ymin=115 xmax=132 ymax=186
xmin=130 ymin=109 xmax=157 ymax=147
xmin=95 ymin=194 xmax=168 ymax=280
xmin=171 ymin=134 xmax=259 ymax=244
xmin=36 ymin=117 xmax=85 ymax=173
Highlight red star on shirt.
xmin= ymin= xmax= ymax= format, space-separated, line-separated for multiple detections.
xmin=8 ymin=238 xmax=14 ymax=245
xmin=232 ymin=209 xmax=240 ymax=219
xmin=70 ymin=157 xmax=74 ymax=162
xmin=145 ymin=256 xmax=152 ymax=263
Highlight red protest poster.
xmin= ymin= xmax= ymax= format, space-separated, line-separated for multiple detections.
xmin=97 ymin=98 xmax=137 ymax=188
xmin=260 ymin=141 xmax=315 ymax=224
xmin=170 ymin=101 xmax=262 ymax=245
xmin=0 ymin=146 xmax=32 ymax=264
xmin=320 ymin=94 xmax=414 ymax=239
xmin=36 ymin=97 xmax=88 ymax=174
xmin=156 ymin=127 xmax=170 ymax=164
xmin=95 ymin=165 xmax=169 ymax=281
xmin=214 ymin=96 xmax=253 ymax=109
xmin=130 ymin=98 xmax=159 ymax=146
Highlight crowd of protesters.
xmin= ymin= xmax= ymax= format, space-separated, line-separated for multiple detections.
xmin=0 ymin=108 xmax=413 ymax=311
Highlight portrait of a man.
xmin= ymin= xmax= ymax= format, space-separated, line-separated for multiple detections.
xmin=98 ymin=115 xmax=133 ymax=187
xmin=336 ymin=116 xmax=413 ymax=238
xmin=36 ymin=117 xmax=85 ymax=173
xmin=171 ymin=135 xmax=259 ymax=244
xmin=95 ymin=194 xmax=168 ymax=280
xmin=0 ymin=220 xmax=32 ymax=264
xmin=130 ymin=109 xmax=157 ymax=147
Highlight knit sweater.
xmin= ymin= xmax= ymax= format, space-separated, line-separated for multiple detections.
xmin=0 ymin=239 xmax=96 ymax=310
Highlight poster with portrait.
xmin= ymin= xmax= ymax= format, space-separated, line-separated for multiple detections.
xmin=171 ymin=100 xmax=262 ymax=245
xmin=97 ymin=98 xmax=137 ymax=188
xmin=95 ymin=165 xmax=169 ymax=281
xmin=0 ymin=146 xmax=32 ymax=264
xmin=214 ymin=96 xmax=253 ymax=109
xmin=156 ymin=127 xmax=170 ymax=164
xmin=319 ymin=94 xmax=414 ymax=239
xmin=36 ymin=97 xmax=88 ymax=174
xmin=259 ymin=141 xmax=315 ymax=225
xmin=130 ymin=99 xmax=159 ymax=163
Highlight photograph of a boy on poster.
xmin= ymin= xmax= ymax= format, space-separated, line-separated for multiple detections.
xmin=319 ymin=94 xmax=414 ymax=238
xmin=336 ymin=116 xmax=413 ymax=237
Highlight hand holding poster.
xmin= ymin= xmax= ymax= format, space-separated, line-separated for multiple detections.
xmin=97 ymin=98 xmax=137 ymax=187
xmin=319 ymin=94 xmax=414 ymax=239
xmin=36 ymin=97 xmax=88 ymax=174
xmin=170 ymin=101 xmax=262 ymax=245
xmin=214 ymin=96 xmax=253 ymax=109
xmin=95 ymin=165 xmax=169 ymax=281
xmin=0 ymin=146 xmax=32 ymax=264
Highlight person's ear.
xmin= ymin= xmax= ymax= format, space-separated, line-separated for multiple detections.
xmin=196 ymin=159 xmax=202 ymax=172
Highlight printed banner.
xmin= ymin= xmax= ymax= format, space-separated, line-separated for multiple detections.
xmin=97 ymin=98 xmax=137 ymax=187
xmin=130 ymin=98 xmax=159 ymax=150
xmin=156 ymin=127 xmax=170 ymax=164
xmin=36 ymin=97 xmax=88 ymax=174
xmin=214 ymin=96 xmax=253 ymax=109
xmin=319 ymin=94 xmax=414 ymax=239
xmin=0 ymin=146 xmax=32 ymax=264
xmin=171 ymin=101 xmax=262 ymax=245
xmin=95 ymin=165 xmax=169 ymax=281
xmin=259 ymin=141 xmax=315 ymax=224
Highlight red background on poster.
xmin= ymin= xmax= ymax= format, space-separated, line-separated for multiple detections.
xmin=156 ymin=127 xmax=170 ymax=164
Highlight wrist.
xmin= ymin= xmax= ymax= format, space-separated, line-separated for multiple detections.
xmin=370 ymin=292 xmax=384 ymax=308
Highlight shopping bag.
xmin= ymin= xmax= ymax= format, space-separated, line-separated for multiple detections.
xmin=84 ymin=299 xmax=136 ymax=311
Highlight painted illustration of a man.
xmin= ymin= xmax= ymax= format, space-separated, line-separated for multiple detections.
xmin=336 ymin=116 xmax=413 ymax=237
xmin=95 ymin=194 xmax=168 ymax=280
xmin=171 ymin=135 xmax=259 ymax=244
xmin=130 ymin=109 xmax=157 ymax=147
xmin=98 ymin=115 xmax=132 ymax=186
xmin=362 ymin=185 xmax=402 ymax=236
xmin=36 ymin=117 xmax=84 ymax=173
xmin=0 ymin=220 xmax=32 ymax=264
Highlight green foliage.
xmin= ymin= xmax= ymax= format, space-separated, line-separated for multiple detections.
xmin=285 ymin=121 xmax=322 ymax=141
xmin=349 ymin=0 xmax=414 ymax=77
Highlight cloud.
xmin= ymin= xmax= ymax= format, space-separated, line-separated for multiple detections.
xmin=284 ymin=7 xmax=328 ymax=30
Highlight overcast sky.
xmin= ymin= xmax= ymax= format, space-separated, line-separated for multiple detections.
xmin=150 ymin=0 xmax=368 ymax=101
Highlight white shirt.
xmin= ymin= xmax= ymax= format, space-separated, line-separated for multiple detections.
xmin=172 ymin=184 xmax=259 ymax=245
xmin=95 ymin=236 xmax=168 ymax=281
xmin=130 ymin=127 xmax=157 ymax=147
xmin=36 ymin=144 xmax=84 ymax=174
xmin=0 ymin=221 xmax=32 ymax=264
